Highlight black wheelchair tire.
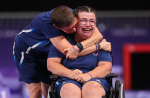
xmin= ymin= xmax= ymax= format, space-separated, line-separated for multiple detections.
xmin=115 ymin=80 xmax=120 ymax=98
xmin=119 ymin=84 xmax=125 ymax=98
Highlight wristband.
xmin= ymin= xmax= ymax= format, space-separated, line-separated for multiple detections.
xmin=95 ymin=43 xmax=98 ymax=52
xmin=72 ymin=45 xmax=79 ymax=52
xmin=98 ymin=43 xmax=101 ymax=50
xmin=76 ymin=42 xmax=83 ymax=51
xmin=87 ymin=72 xmax=93 ymax=79
xmin=93 ymin=43 xmax=98 ymax=56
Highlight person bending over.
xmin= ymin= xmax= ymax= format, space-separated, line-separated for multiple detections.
xmin=47 ymin=6 xmax=112 ymax=98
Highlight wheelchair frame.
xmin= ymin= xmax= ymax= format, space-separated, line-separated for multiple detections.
xmin=48 ymin=73 xmax=125 ymax=98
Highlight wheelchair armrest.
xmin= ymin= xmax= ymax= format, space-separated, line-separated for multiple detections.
xmin=50 ymin=75 xmax=60 ymax=80
xmin=107 ymin=73 xmax=118 ymax=78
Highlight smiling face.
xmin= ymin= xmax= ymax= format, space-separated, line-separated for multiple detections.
xmin=74 ymin=12 xmax=96 ymax=42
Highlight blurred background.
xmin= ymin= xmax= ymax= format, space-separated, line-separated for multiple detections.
xmin=0 ymin=0 xmax=150 ymax=98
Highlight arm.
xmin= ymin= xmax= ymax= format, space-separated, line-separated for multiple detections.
xmin=50 ymin=35 xmax=79 ymax=60
xmin=65 ymin=27 xmax=104 ymax=59
xmin=47 ymin=57 xmax=82 ymax=78
xmin=88 ymin=61 xmax=112 ymax=78
xmin=75 ymin=61 xmax=112 ymax=83
xmin=47 ymin=57 xmax=72 ymax=77
xmin=78 ymin=39 xmax=111 ymax=57
xmin=50 ymin=27 xmax=103 ymax=60
xmin=63 ymin=39 xmax=111 ymax=57
xmin=50 ymin=27 xmax=102 ymax=52
xmin=50 ymin=35 xmax=72 ymax=55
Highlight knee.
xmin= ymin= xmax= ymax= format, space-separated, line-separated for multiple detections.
xmin=61 ymin=83 xmax=79 ymax=92
xmin=30 ymin=86 xmax=42 ymax=96
xmin=82 ymin=81 xmax=105 ymax=97
xmin=83 ymin=81 xmax=100 ymax=93
xmin=60 ymin=83 xmax=81 ymax=97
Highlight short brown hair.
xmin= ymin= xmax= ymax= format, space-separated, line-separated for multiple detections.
xmin=74 ymin=6 xmax=96 ymax=19
xmin=51 ymin=5 xmax=75 ymax=28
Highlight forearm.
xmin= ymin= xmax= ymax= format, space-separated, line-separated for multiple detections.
xmin=78 ymin=44 xmax=96 ymax=57
xmin=47 ymin=58 xmax=72 ymax=77
xmin=88 ymin=62 xmax=112 ymax=79
xmin=50 ymin=35 xmax=72 ymax=55
xmin=78 ymin=39 xmax=112 ymax=57
xmin=79 ymin=27 xmax=103 ymax=49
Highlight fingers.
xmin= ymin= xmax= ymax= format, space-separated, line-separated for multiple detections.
xmin=75 ymin=74 xmax=83 ymax=83
xmin=66 ymin=53 xmax=77 ymax=60
xmin=66 ymin=54 xmax=78 ymax=60
xmin=66 ymin=53 xmax=69 ymax=59
xmin=70 ymin=69 xmax=82 ymax=80
xmin=102 ymin=39 xmax=106 ymax=42
xmin=66 ymin=56 xmax=76 ymax=60
xmin=65 ymin=47 xmax=79 ymax=60
xmin=78 ymin=70 xmax=83 ymax=74
xmin=62 ymin=48 xmax=69 ymax=54
xmin=75 ymin=74 xmax=86 ymax=83
xmin=100 ymin=39 xmax=112 ymax=52
xmin=74 ymin=69 xmax=83 ymax=75
xmin=76 ymin=76 xmax=81 ymax=82
xmin=108 ymin=42 xmax=111 ymax=52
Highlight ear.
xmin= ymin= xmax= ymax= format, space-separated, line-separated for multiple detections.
xmin=53 ymin=24 xmax=59 ymax=29
xmin=53 ymin=24 xmax=65 ymax=32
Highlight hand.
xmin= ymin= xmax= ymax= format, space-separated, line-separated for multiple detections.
xmin=99 ymin=39 xmax=111 ymax=52
xmin=62 ymin=47 xmax=79 ymax=60
xmin=75 ymin=73 xmax=91 ymax=83
xmin=67 ymin=69 xmax=83 ymax=80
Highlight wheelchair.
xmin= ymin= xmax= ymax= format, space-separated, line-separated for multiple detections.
xmin=47 ymin=51 xmax=125 ymax=98
xmin=48 ymin=73 xmax=125 ymax=98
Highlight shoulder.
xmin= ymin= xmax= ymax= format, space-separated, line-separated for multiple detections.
xmin=99 ymin=50 xmax=111 ymax=57
xmin=48 ymin=45 xmax=65 ymax=58
xmin=98 ymin=50 xmax=112 ymax=62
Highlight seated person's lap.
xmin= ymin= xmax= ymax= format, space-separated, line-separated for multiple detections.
xmin=56 ymin=78 xmax=111 ymax=97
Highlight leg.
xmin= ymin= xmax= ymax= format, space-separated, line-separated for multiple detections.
xmin=41 ymin=82 xmax=51 ymax=98
xmin=60 ymin=83 xmax=81 ymax=98
xmin=82 ymin=81 xmax=106 ymax=98
xmin=13 ymin=45 xmax=47 ymax=98
xmin=26 ymin=83 xmax=42 ymax=98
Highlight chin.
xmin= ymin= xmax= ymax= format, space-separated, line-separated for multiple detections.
xmin=83 ymin=35 xmax=92 ymax=40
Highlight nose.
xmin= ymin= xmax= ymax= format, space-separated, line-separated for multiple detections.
xmin=85 ymin=21 xmax=91 ymax=26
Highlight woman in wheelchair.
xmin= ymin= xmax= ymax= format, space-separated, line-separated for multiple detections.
xmin=47 ymin=6 xmax=112 ymax=98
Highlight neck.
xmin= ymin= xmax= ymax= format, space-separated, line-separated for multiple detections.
xmin=74 ymin=33 xmax=84 ymax=43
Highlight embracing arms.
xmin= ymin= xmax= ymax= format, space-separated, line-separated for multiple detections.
xmin=50 ymin=27 xmax=111 ymax=60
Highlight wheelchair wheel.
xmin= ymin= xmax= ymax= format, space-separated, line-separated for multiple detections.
xmin=47 ymin=86 xmax=51 ymax=98
xmin=50 ymin=81 xmax=58 ymax=98
xmin=119 ymin=84 xmax=125 ymax=98
xmin=115 ymin=80 xmax=120 ymax=98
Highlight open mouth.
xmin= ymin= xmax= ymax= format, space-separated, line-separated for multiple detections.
xmin=82 ymin=28 xmax=91 ymax=32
